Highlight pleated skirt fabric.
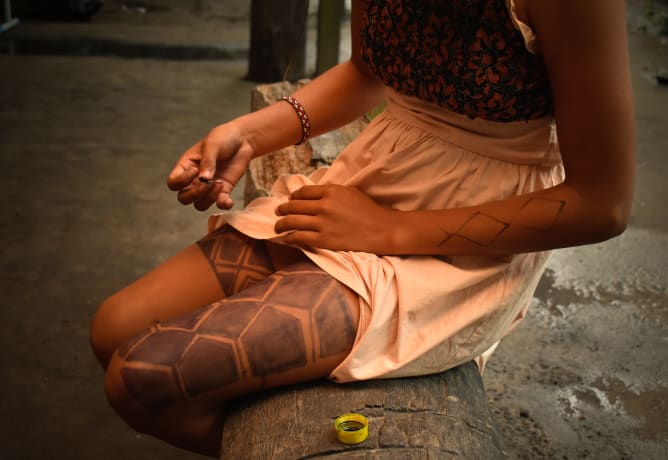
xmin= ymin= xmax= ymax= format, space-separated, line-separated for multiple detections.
xmin=209 ymin=88 xmax=564 ymax=382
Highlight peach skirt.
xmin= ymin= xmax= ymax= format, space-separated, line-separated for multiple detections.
xmin=209 ymin=89 xmax=564 ymax=382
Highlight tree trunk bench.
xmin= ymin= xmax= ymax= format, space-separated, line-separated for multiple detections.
xmin=220 ymin=82 xmax=503 ymax=459
xmin=220 ymin=361 xmax=503 ymax=459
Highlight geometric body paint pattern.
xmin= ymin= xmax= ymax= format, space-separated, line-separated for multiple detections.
xmin=196 ymin=225 xmax=275 ymax=297
xmin=439 ymin=197 xmax=566 ymax=247
xmin=117 ymin=261 xmax=357 ymax=414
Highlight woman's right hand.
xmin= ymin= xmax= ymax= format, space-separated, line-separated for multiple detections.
xmin=167 ymin=122 xmax=254 ymax=211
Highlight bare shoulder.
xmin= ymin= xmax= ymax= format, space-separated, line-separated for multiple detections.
xmin=526 ymin=0 xmax=628 ymax=54
xmin=523 ymin=0 xmax=632 ymax=121
xmin=525 ymin=0 xmax=635 ymax=217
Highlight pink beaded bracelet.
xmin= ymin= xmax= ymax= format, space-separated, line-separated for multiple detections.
xmin=281 ymin=95 xmax=312 ymax=145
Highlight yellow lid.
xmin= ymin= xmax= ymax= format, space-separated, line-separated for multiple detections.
xmin=334 ymin=413 xmax=369 ymax=444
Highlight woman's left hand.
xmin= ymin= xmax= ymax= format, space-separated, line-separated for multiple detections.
xmin=274 ymin=184 xmax=399 ymax=253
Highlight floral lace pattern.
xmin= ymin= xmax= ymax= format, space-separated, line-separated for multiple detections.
xmin=361 ymin=0 xmax=553 ymax=122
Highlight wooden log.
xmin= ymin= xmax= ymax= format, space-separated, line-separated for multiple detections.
xmin=220 ymin=361 xmax=503 ymax=459
xmin=226 ymin=81 xmax=503 ymax=458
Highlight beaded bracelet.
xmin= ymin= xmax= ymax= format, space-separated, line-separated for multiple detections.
xmin=281 ymin=95 xmax=312 ymax=145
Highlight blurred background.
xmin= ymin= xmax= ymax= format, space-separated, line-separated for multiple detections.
xmin=0 ymin=1 xmax=666 ymax=459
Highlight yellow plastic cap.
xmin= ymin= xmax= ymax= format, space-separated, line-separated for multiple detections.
xmin=334 ymin=413 xmax=369 ymax=444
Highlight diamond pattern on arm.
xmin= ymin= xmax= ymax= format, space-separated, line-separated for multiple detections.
xmin=441 ymin=211 xmax=509 ymax=247
xmin=513 ymin=197 xmax=565 ymax=231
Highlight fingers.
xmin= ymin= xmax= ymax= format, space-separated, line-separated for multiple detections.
xmin=198 ymin=137 xmax=217 ymax=180
xmin=199 ymin=134 xmax=243 ymax=181
xmin=289 ymin=185 xmax=332 ymax=200
xmin=178 ymin=179 xmax=238 ymax=211
xmin=170 ymin=135 xmax=241 ymax=210
xmin=275 ymin=199 xmax=322 ymax=216
xmin=278 ymin=230 xmax=319 ymax=249
xmin=216 ymin=189 xmax=235 ymax=210
xmin=274 ymin=215 xmax=321 ymax=234
xmin=275 ymin=184 xmax=341 ymax=215
xmin=176 ymin=181 xmax=203 ymax=206
xmin=167 ymin=165 xmax=198 ymax=191
xmin=167 ymin=142 xmax=202 ymax=191
xmin=176 ymin=178 xmax=215 ymax=207
xmin=175 ymin=177 xmax=241 ymax=211
xmin=194 ymin=181 xmax=224 ymax=211
xmin=213 ymin=178 xmax=235 ymax=210
xmin=169 ymin=124 xmax=261 ymax=210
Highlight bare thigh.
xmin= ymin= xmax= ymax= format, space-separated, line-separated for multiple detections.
xmin=107 ymin=260 xmax=360 ymax=413
xmin=91 ymin=225 xmax=305 ymax=367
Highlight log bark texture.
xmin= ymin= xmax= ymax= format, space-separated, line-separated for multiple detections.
xmin=220 ymin=361 xmax=503 ymax=459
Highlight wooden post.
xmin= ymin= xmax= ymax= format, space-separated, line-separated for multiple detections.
xmin=316 ymin=0 xmax=345 ymax=75
xmin=247 ymin=0 xmax=309 ymax=82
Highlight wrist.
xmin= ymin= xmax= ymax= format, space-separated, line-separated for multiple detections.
xmin=387 ymin=210 xmax=442 ymax=256
xmin=234 ymin=100 xmax=304 ymax=158
xmin=384 ymin=209 xmax=414 ymax=255
xmin=229 ymin=116 xmax=260 ymax=160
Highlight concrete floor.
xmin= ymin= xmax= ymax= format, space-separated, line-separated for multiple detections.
xmin=0 ymin=1 xmax=665 ymax=459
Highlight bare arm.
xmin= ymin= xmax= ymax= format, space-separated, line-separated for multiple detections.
xmin=276 ymin=0 xmax=636 ymax=256
xmin=242 ymin=0 xmax=385 ymax=156
xmin=167 ymin=0 xmax=384 ymax=209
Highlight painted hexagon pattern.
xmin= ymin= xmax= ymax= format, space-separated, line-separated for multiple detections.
xmin=124 ymin=330 xmax=193 ymax=366
xmin=117 ymin=260 xmax=357 ymax=413
xmin=177 ymin=337 xmax=239 ymax=398
xmin=263 ymin=272 xmax=332 ymax=309
xmin=241 ymin=306 xmax=307 ymax=376
xmin=120 ymin=366 xmax=182 ymax=413
xmin=313 ymin=288 xmax=356 ymax=358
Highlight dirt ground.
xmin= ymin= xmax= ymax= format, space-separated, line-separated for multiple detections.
xmin=0 ymin=1 xmax=665 ymax=459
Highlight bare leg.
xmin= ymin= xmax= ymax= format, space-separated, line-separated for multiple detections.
xmin=90 ymin=225 xmax=298 ymax=368
xmin=104 ymin=261 xmax=359 ymax=456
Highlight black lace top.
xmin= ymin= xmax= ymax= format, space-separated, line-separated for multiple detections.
xmin=360 ymin=0 xmax=554 ymax=122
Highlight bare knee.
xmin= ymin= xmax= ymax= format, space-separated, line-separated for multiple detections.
xmin=104 ymin=354 xmax=157 ymax=435
xmin=104 ymin=350 xmax=223 ymax=434
xmin=90 ymin=293 xmax=146 ymax=369
xmin=90 ymin=297 xmax=117 ymax=368
xmin=105 ymin=353 xmax=225 ymax=456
